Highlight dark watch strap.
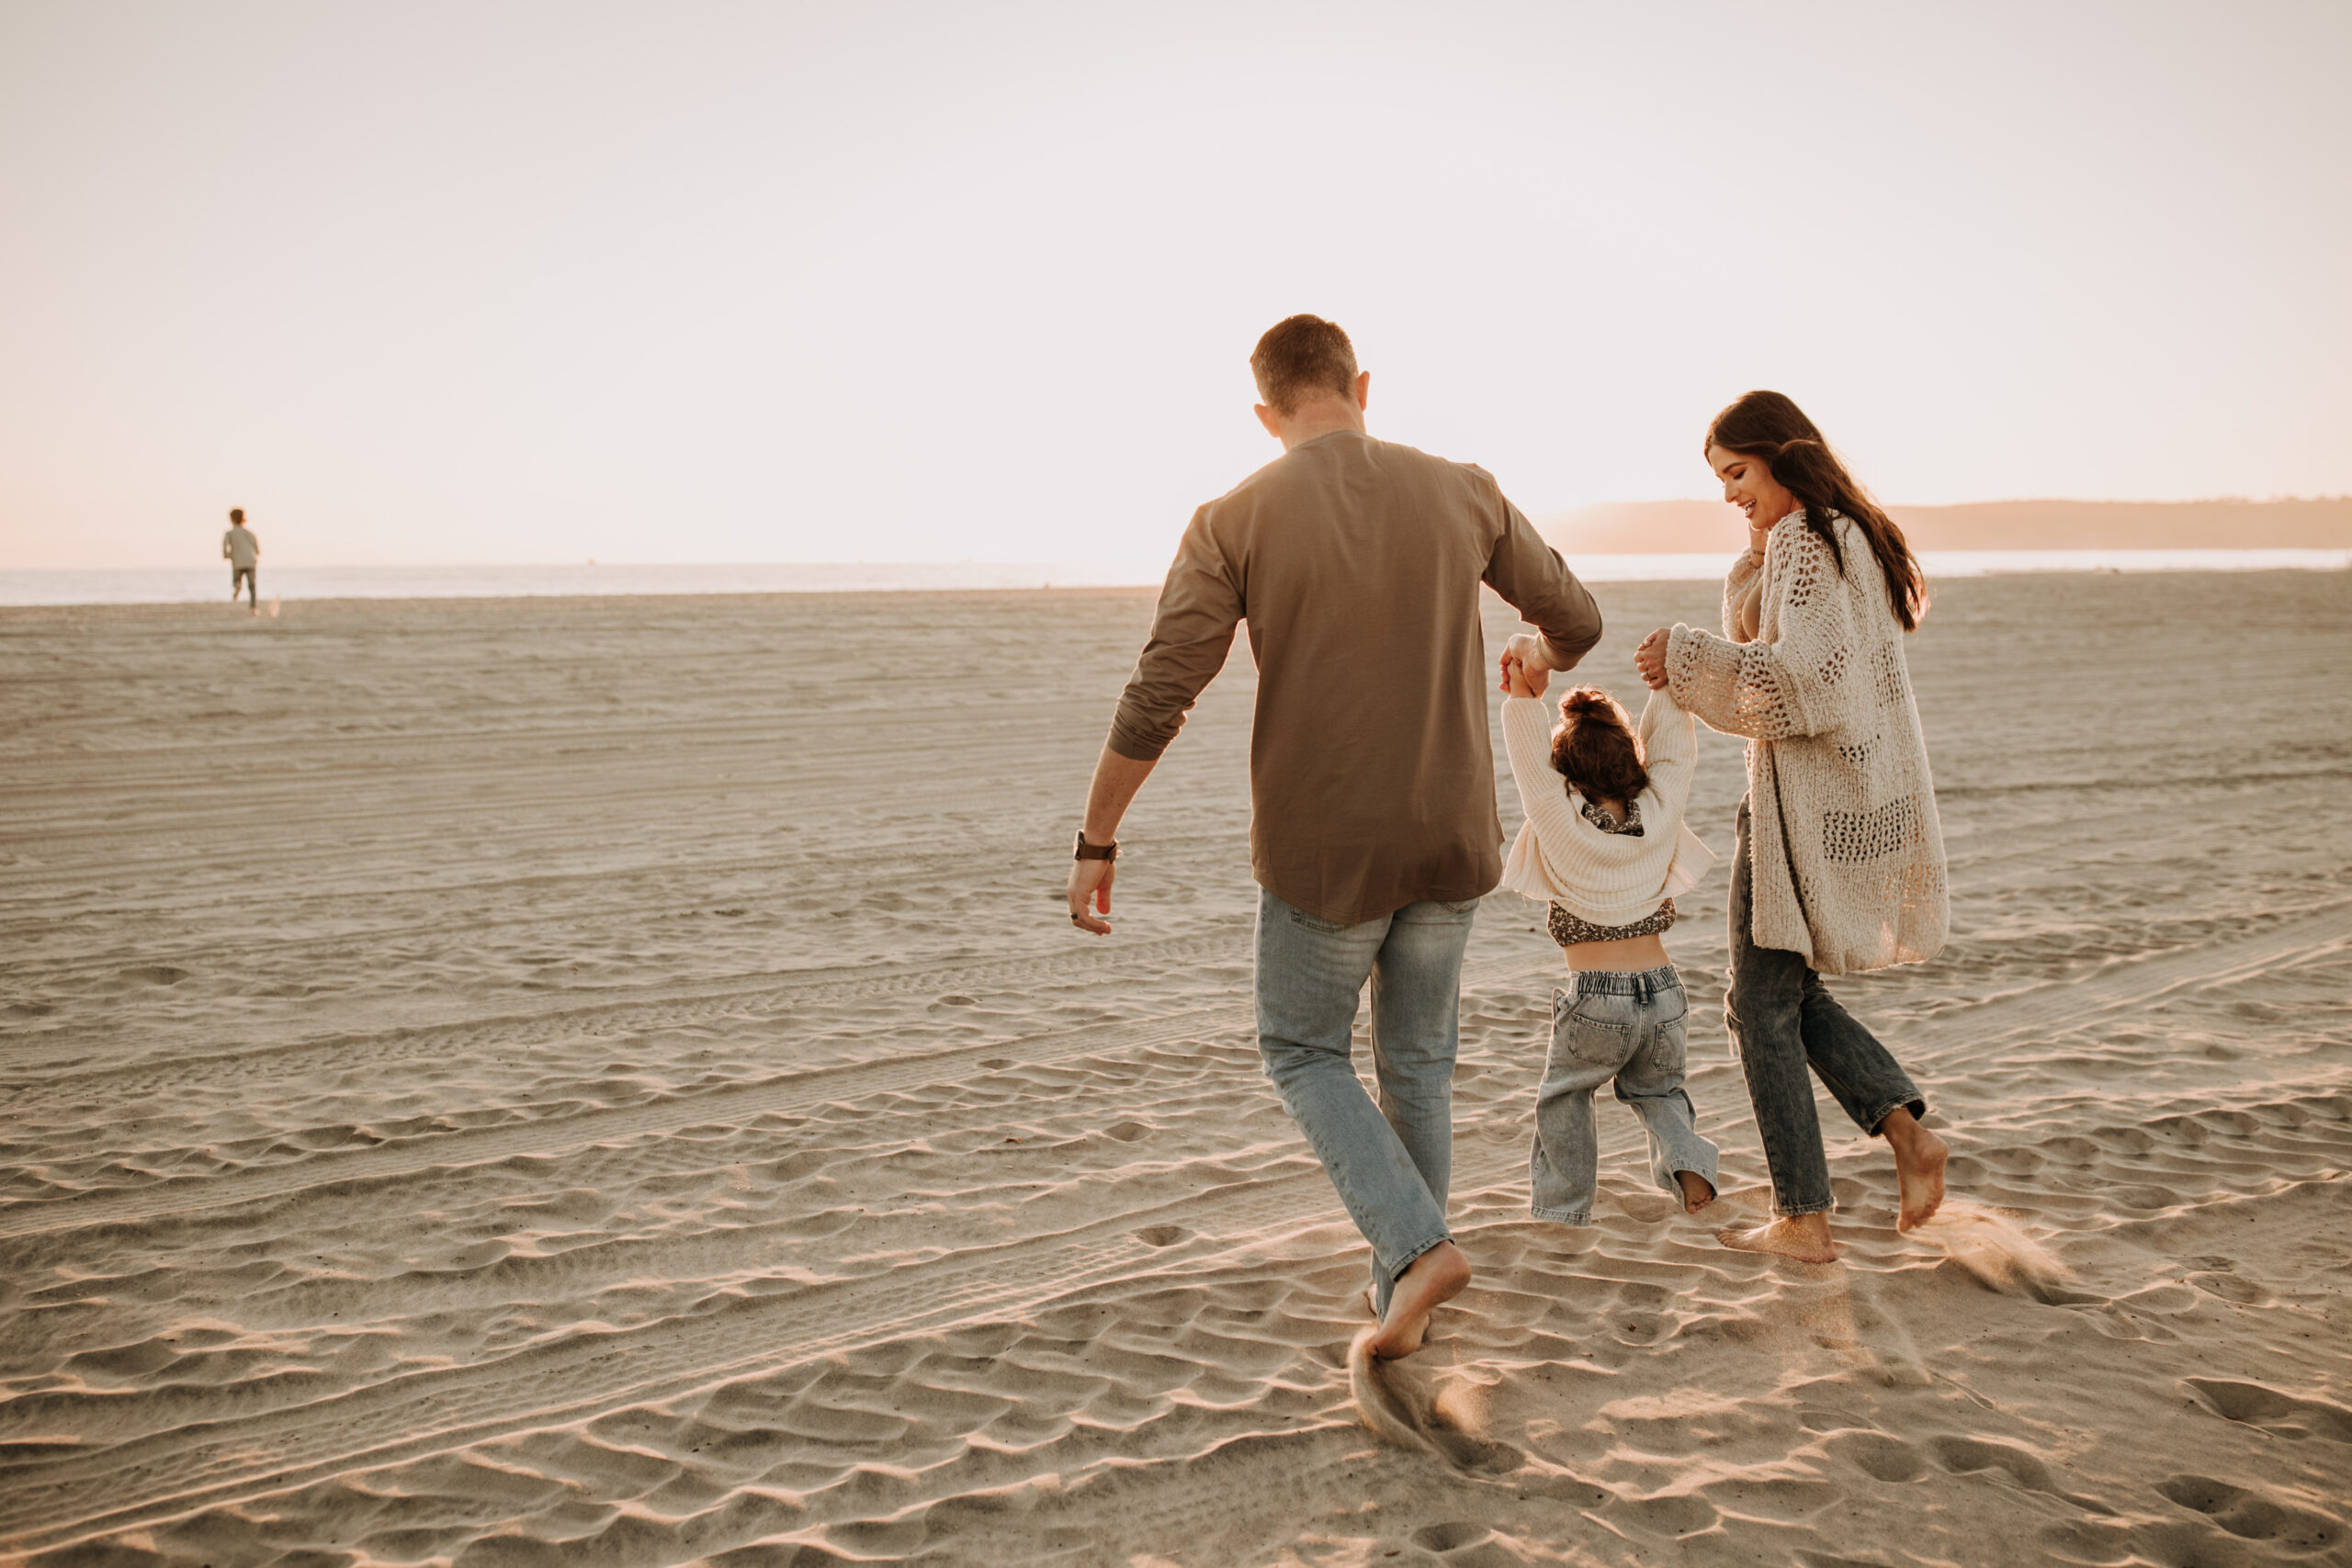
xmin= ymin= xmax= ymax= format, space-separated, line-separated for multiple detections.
xmin=1074 ymin=830 xmax=1119 ymax=862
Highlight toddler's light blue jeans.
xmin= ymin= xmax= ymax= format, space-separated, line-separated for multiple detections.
xmin=1254 ymin=888 xmax=1476 ymax=1319
xmin=1531 ymin=964 xmax=1719 ymax=1224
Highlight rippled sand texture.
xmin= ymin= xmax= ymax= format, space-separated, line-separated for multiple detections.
xmin=3 ymin=572 xmax=2348 ymax=1566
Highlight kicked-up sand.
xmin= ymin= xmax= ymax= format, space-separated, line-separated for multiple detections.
xmin=1 ymin=570 xmax=2347 ymax=1566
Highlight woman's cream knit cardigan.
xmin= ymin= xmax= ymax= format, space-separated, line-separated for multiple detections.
xmin=1664 ymin=510 xmax=1949 ymax=975
xmin=1497 ymin=690 xmax=1716 ymax=924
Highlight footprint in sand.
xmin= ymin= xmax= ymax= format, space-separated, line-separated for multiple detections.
xmin=2155 ymin=1475 xmax=2346 ymax=1552
xmin=1409 ymin=1520 xmax=1493 ymax=1552
xmin=2182 ymin=1377 xmax=2352 ymax=1443
xmin=1822 ymin=1428 xmax=1926 ymax=1483
xmin=2183 ymin=1269 xmax=2267 ymax=1305
xmin=1930 ymin=1435 xmax=2110 ymax=1514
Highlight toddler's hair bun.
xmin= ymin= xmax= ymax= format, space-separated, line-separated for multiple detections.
xmin=1549 ymin=686 xmax=1649 ymax=800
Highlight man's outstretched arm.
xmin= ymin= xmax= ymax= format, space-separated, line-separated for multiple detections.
xmin=1066 ymin=745 xmax=1158 ymax=934
xmin=1066 ymin=508 xmax=1240 ymax=936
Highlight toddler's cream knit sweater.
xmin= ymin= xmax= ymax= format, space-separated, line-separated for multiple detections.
xmin=1497 ymin=690 xmax=1717 ymax=925
xmin=1664 ymin=510 xmax=1950 ymax=975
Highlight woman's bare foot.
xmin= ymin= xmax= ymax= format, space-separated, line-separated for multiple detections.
xmin=1717 ymin=1212 xmax=1838 ymax=1263
xmin=1881 ymin=1108 xmax=1949 ymax=1231
xmin=1676 ymin=1169 xmax=1716 ymax=1213
xmin=1364 ymin=1242 xmax=1470 ymax=1359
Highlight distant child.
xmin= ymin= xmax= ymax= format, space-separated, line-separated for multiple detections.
xmin=222 ymin=508 xmax=260 ymax=613
xmin=1496 ymin=657 xmax=1720 ymax=1224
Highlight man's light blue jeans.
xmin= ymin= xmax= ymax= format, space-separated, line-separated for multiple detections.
xmin=1254 ymin=887 xmax=1477 ymax=1319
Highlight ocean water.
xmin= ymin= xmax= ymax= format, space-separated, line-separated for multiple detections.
xmin=0 ymin=561 xmax=1155 ymax=607
xmin=3 ymin=549 xmax=2346 ymax=607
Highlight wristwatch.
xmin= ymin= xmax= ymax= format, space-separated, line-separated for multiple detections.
xmin=1073 ymin=830 xmax=1119 ymax=862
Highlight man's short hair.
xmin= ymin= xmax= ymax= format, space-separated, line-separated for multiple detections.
xmin=230 ymin=508 xmax=244 ymax=524
xmin=1250 ymin=315 xmax=1358 ymax=416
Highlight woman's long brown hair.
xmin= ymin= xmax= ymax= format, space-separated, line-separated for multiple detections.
xmin=1705 ymin=390 xmax=1928 ymax=631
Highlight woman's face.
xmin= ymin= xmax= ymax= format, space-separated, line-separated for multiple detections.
xmin=1707 ymin=444 xmax=1799 ymax=531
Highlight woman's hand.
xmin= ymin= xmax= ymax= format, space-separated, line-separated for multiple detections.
xmin=1634 ymin=628 xmax=1672 ymax=691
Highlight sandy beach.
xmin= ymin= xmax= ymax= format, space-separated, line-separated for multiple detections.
xmin=3 ymin=570 xmax=2348 ymax=1566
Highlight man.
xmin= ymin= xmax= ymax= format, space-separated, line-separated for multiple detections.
xmin=1063 ymin=316 xmax=1601 ymax=1358
xmin=222 ymin=508 xmax=260 ymax=613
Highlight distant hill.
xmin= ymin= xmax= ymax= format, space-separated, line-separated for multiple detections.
xmin=1536 ymin=497 xmax=2352 ymax=555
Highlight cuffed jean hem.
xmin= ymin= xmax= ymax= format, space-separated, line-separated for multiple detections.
xmin=1772 ymin=1197 xmax=1837 ymax=1219
xmin=1530 ymin=1205 xmax=1592 ymax=1226
xmin=1383 ymin=1233 xmax=1451 ymax=1290
xmin=1862 ymin=1094 xmax=1928 ymax=1136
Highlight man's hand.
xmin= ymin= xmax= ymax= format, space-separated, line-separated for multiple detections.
xmin=1634 ymin=628 xmax=1672 ymax=691
xmin=1501 ymin=654 xmax=1541 ymax=699
xmin=1068 ymin=856 xmax=1114 ymax=935
xmin=1065 ymin=745 xmax=1156 ymax=938
xmin=1499 ymin=633 xmax=1555 ymax=698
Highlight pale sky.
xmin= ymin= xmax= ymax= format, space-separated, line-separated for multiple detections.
xmin=3 ymin=1 xmax=2346 ymax=570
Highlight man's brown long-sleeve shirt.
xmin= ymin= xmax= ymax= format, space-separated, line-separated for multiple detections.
xmin=1107 ymin=429 xmax=1603 ymax=925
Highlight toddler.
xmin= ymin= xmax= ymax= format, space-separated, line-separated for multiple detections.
xmin=1498 ymin=659 xmax=1719 ymax=1224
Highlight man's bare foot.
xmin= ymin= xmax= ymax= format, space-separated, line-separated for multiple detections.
xmin=1676 ymin=1169 xmax=1716 ymax=1213
xmin=1716 ymin=1212 xmax=1838 ymax=1263
xmin=1882 ymin=1108 xmax=1948 ymax=1231
xmin=1365 ymin=1242 xmax=1470 ymax=1359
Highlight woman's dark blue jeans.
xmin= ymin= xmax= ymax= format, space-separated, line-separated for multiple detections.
xmin=1726 ymin=799 xmax=1927 ymax=1216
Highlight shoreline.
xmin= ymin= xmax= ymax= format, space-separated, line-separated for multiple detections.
xmin=4 ymin=549 xmax=2348 ymax=611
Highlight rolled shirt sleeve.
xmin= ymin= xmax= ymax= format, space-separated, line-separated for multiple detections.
xmin=1481 ymin=492 xmax=1602 ymax=670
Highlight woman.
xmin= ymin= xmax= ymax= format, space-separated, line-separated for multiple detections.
xmin=1631 ymin=389 xmax=1949 ymax=1262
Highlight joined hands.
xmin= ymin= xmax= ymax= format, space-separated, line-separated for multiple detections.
xmin=1498 ymin=633 xmax=1554 ymax=699
xmin=1634 ymin=628 xmax=1672 ymax=691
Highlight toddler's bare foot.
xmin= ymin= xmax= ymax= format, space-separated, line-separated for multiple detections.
xmin=1882 ymin=1108 xmax=1948 ymax=1231
xmin=1365 ymin=1242 xmax=1470 ymax=1359
xmin=1676 ymin=1169 xmax=1716 ymax=1213
xmin=1717 ymin=1212 xmax=1837 ymax=1263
